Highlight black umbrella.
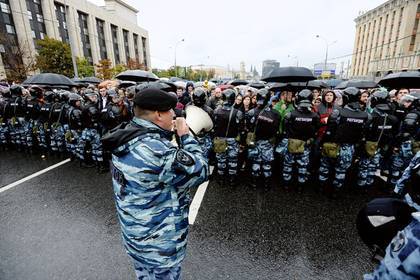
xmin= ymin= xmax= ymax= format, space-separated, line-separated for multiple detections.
xmin=335 ymin=80 xmax=377 ymax=89
xmin=71 ymin=78 xmax=88 ymax=87
xmin=23 ymin=73 xmax=76 ymax=87
xmin=118 ymin=80 xmax=137 ymax=88
xmin=325 ymin=79 xmax=344 ymax=88
xmin=116 ymin=70 xmax=159 ymax=82
xmin=136 ymin=81 xmax=177 ymax=93
xmin=261 ymin=66 xmax=316 ymax=83
xmin=247 ymin=82 xmax=266 ymax=89
xmin=228 ymin=79 xmax=248 ymax=86
xmin=378 ymin=71 xmax=420 ymax=89
xmin=79 ymin=76 xmax=102 ymax=84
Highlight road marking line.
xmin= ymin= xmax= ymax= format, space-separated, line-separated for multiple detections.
xmin=189 ymin=166 xmax=214 ymax=225
xmin=0 ymin=159 xmax=71 ymax=194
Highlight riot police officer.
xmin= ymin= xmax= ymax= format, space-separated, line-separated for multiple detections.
xmin=65 ymin=93 xmax=83 ymax=159
xmin=49 ymin=91 xmax=69 ymax=154
xmin=389 ymin=94 xmax=419 ymax=187
xmin=282 ymin=89 xmax=319 ymax=192
xmin=213 ymin=88 xmax=244 ymax=186
xmin=0 ymin=87 xmax=11 ymax=149
xmin=187 ymin=87 xmax=214 ymax=158
xmin=6 ymin=85 xmax=26 ymax=150
xmin=246 ymin=88 xmax=280 ymax=188
xmin=24 ymin=86 xmax=43 ymax=153
xmin=36 ymin=91 xmax=54 ymax=155
xmin=357 ymin=90 xmax=400 ymax=191
xmin=319 ymin=87 xmax=371 ymax=197
xmin=101 ymin=89 xmax=130 ymax=133
xmin=394 ymin=151 xmax=420 ymax=211
xmin=79 ymin=89 xmax=105 ymax=170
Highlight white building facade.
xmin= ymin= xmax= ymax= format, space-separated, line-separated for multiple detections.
xmin=0 ymin=0 xmax=151 ymax=79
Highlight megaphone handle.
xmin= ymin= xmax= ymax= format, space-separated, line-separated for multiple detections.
xmin=174 ymin=132 xmax=183 ymax=148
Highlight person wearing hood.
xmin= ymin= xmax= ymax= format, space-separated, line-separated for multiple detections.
xmin=101 ymin=88 xmax=208 ymax=279
xmin=318 ymin=87 xmax=371 ymax=198
xmin=314 ymin=90 xmax=337 ymax=141
xmin=356 ymin=90 xmax=400 ymax=192
xmin=282 ymin=89 xmax=319 ymax=192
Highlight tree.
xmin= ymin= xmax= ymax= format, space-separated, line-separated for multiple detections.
xmin=126 ymin=58 xmax=147 ymax=70
xmin=96 ymin=59 xmax=113 ymax=80
xmin=36 ymin=37 xmax=73 ymax=77
xmin=111 ymin=64 xmax=127 ymax=77
xmin=0 ymin=32 xmax=37 ymax=82
xmin=76 ymin=57 xmax=94 ymax=77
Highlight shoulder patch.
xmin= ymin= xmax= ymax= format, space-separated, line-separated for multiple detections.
xmin=390 ymin=231 xmax=406 ymax=252
xmin=176 ymin=149 xmax=194 ymax=166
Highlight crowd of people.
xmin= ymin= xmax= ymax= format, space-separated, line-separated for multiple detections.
xmin=0 ymin=79 xmax=419 ymax=199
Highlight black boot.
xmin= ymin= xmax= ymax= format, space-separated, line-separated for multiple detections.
xmin=263 ymin=177 xmax=271 ymax=190
xmin=228 ymin=176 xmax=236 ymax=187
xmin=297 ymin=182 xmax=304 ymax=193
xmin=250 ymin=177 xmax=258 ymax=189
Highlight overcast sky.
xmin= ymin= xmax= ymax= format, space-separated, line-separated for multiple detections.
xmin=89 ymin=0 xmax=386 ymax=73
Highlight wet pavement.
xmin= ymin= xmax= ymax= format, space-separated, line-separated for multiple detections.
xmin=0 ymin=151 xmax=376 ymax=279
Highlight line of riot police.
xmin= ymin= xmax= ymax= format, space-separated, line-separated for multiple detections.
xmin=0 ymin=84 xmax=132 ymax=172
xmin=1 ymin=81 xmax=419 ymax=199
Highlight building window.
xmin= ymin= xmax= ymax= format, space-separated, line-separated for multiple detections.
xmin=0 ymin=2 xmax=10 ymax=13
xmin=111 ymin=24 xmax=120 ymax=65
xmin=26 ymin=0 xmax=47 ymax=48
xmin=55 ymin=2 xmax=69 ymax=43
xmin=133 ymin=33 xmax=139 ymax=62
xmin=123 ymin=29 xmax=130 ymax=61
xmin=6 ymin=24 xmax=15 ymax=34
xmin=78 ymin=11 xmax=93 ymax=64
xmin=96 ymin=18 xmax=108 ymax=60
xmin=141 ymin=36 xmax=147 ymax=67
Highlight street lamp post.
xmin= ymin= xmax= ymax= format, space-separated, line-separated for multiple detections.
xmin=316 ymin=35 xmax=337 ymax=75
xmin=174 ymin=38 xmax=185 ymax=77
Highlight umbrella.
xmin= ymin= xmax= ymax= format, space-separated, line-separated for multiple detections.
xmin=118 ymin=80 xmax=136 ymax=88
xmin=378 ymin=71 xmax=420 ymax=89
xmin=261 ymin=66 xmax=316 ymax=83
xmin=325 ymin=79 xmax=344 ymax=88
xmin=116 ymin=70 xmax=159 ymax=82
xmin=247 ymin=82 xmax=266 ymax=89
xmin=194 ymin=81 xmax=205 ymax=88
xmin=23 ymin=73 xmax=76 ymax=87
xmin=169 ymin=77 xmax=183 ymax=82
xmin=71 ymin=78 xmax=88 ymax=87
xmin=174 ymin=81 xmax=186 ymax=89
xmin=228 ymin=79 xmax=248 ymax=86
xmin=136 ymin=81 xmax=177 ymax=93
xmin=79 ymin=76 xmax=102 ymax=84
xmin=335 ymin=80 xmax=377 ymax=89
xmin=98 ymin=79 xmax=119 ymax=89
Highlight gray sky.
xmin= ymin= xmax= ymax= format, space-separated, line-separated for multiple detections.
xmin=90 ymin=0 xmax=386 ymax=73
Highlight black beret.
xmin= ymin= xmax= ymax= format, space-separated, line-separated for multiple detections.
xmin=134 ymin=88 xmax=177 ymax=111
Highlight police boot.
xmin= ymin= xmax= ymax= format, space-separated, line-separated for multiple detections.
xmin=330 ymin=187 xmax=343 ymax=200
xmin=98 ymin=161 xmax=109 ymax=173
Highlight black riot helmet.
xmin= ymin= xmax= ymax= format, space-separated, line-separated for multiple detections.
xmin=1 ymin=87 xmax=11 ymax=98
xmin=222 ymin=89 xmax=236 ymax=106
xmin=356 ymin=198 xmax=415 ymax=259
xmin=10 ymin=85 xmax=24 ymax=97
xmin=44 ymin=91 xmax=55 ymax=103
xmin=295 ymin=89 xmax=313 ymax=108
xmin=59 ymin=90 xmax=70 ymax=103
xmin=29 ymin=86 xmax=44 ymax=99
xmin=192 ymin=87 xmax=207 ymax=107
xmin=256 ymin=88 xmax=270 ymax=106
xmin=68 ymin=92 xmax=82 ymax=107
xmin=410 ymin=91 xmax=420 ymax=109
xmin=342 ymin=87 xmax=361 ymax=104
xmin=370 ymin=89 xmax=391 ymax=111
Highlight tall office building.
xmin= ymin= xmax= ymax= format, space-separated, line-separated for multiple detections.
xmin=350 ymin=0 xmax=420 ymax=78
xmin=0 ymin=0 xmax=150 ymax=80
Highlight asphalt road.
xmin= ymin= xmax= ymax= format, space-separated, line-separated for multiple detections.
xmin=0 ymin=151 xmax=376 ymax=280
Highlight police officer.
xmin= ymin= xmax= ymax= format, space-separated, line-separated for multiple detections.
xmin=187 ymin=87 xmax=214 ymax=158
xmin=36 ymin=91 xmax=54 ymax=155
xmin=6 ymin=85 xmax=26 ymax=150
xmin=213 ymin=88 xmax=244 ymax=186
xmin=357 ymin=197 xmax=420 ymax=280
xmin=357 ymin=90 xmax=400 ymax=191
xmin=101 ymin=88 xmax=208 ymax=279
xmin=100 ymin=89 xmax=129 ymax=134
xmin=0 ymin=87 xmax=11 ymax=149
xmin=246 ymin=88 xmax=280 ymax=188
xmin=49 ymin=91 xmax=69 ymax=154
xmin=389 ymin=94 xmax=419 ymax=187
xmin=24 ymin=86 xmax=43 ymax=153
xmin=78 ymin=89 xmax=104 ymax=170
xmin=65 ymin=93 xmax=83 ymax=159
xmin=319 ymin=87 xmax=371 ymax=197
xmin=282 ymin=89 xmax=319 ymax=192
